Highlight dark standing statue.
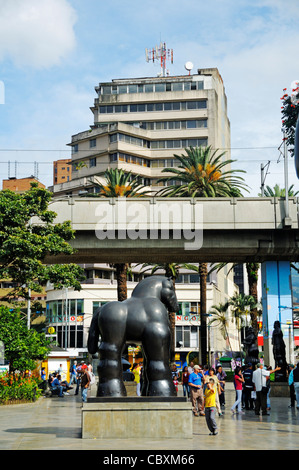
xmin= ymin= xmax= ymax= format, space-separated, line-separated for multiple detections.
xmin=272 ymin=320 xmax=287 ymax=382
xmin=88 ymin=276 xmax=179 ymax=397
xmin=242 ymin=326 xmax=259 ymax=367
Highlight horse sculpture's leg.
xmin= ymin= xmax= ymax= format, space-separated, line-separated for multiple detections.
xmin=142 ymin=321 xmax=176 ymax=396
xmin=97 ymin=303 xmax=127 ymax=397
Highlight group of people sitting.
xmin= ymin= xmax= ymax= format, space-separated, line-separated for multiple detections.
xmin=43 ymin=361 xmax=94 ymax=402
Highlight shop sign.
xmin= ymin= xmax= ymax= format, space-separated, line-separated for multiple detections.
xmin=176 ymin=314 xmax=200 ymax=322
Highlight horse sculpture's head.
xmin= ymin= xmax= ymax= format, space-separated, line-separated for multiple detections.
xmin=160 ymin=277 xmax=179 ymax=313
xmin=131 ymin=275 xmax=179 ymax=313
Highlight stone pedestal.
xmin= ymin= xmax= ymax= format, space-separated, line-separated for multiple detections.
xmin=269 ymin=382 xmax=289 ymax=397
xmin=82 ymin=397 xmax=193 ymax=439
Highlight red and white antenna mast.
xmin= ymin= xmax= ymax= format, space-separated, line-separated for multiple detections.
xmin=145 ymin=42 xmax=173 ymax=77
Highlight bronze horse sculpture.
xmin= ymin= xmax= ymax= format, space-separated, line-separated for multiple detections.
xmin=87 ymin=276 xmax=179 ymax=397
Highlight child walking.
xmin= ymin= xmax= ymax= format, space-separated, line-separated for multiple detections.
xmin=203 ymin=378 xmax=218 ymax=436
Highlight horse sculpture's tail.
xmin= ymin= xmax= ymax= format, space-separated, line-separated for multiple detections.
xmin=87 ymin=310 xmax=100 ymax=355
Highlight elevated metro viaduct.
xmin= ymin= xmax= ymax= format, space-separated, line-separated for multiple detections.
xmin=43 ymin=197 xmax=299 ymax=264
xmin=41 ymin=197 xmax=299 ymax=366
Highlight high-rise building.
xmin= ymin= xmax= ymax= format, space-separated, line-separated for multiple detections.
xmin=53 ymin=159 xmax=72 ymax=185
xmin=52 ymin=67 xmax=231 ymax=197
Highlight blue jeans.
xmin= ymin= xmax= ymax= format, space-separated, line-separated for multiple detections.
xmin=52 ymin=385 xmax=63 ymax=397
xmin=82 ymin=387 xmax=88 ymax=402
xmin=183 ymin=383 xmax=190 ymax=397
xmin=294 ymin=383 xmax=299 ymax=407
xmin=69 ymin=374 xmax=77 ymax=386
xmin=231 ymin=389 xmax=242 ymax=412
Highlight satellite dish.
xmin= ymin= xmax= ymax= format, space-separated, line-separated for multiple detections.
xmin=184 ymin=61 xmax=193 ymax=74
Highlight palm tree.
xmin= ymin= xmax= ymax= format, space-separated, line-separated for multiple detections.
xmin=156 ymin=145 xmax=248 ymax=198
xmin=155 ymin=146 xmax=249 ymax=364
xmin=208 ymin=301 xmax=233 ymax=353
xmin=259 ymin=183 xmax=299 ymax=197
xmin=228 ymin=293 xmax=258 ymax=355
xmin=87 ymin=168 xmax=150 ymax=197
xmin=209 ymin=262 xmax=260 ymax=337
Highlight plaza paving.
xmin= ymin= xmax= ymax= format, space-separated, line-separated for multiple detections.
xmin=0 ymin=382 xmax=298 ymax=451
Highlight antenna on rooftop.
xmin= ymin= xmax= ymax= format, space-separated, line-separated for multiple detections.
xmin=145 ymin=42 xmax=173 ymax=77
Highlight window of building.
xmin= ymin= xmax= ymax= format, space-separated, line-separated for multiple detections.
xmin=129 ymin=84 xmax=138 ymax=94
xmin=144 ymin=84 xmax=154 ymax=93
xmin=118 ymin=85 xmax=127 ymax=94
xmin=102 ymin=86 xmax=111 ymax=95
xmin=90 ymin=138 xmax=96 ymax=148
xmin=175 ymin=326 xmax=199 ymax=348
xmin=172 ymin=82 xmax=183 ymax=91
xmin=72 ymin=144 xmax=78 ymax=153
xmin=155 ymin=83 xmax=166 ymax=93
xmin=89 ymin=157 xmax=96 ymax=167
xmin=100 ymin=80 xmax=205 ymax=96
xmin=98 ymin=100 xmax=207 ymax=115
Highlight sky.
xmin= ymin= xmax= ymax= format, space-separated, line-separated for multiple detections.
xmin=0 ymin=0 xmax=299 ymax=195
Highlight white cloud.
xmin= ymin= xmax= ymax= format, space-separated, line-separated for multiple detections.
xmin=0 ymin=0 xmax=77 ymax=68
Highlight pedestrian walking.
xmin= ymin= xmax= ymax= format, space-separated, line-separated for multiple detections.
xmin=81 ymin=368 xmax=91 ymax=403
xmin=208 ymin=367 xmax=223 ymax=416
xmin=266 ymin=366 xmax=275 ymax=410
xmin=188 ymin=365 xmax=205 ymax=416
xmin=132 ymin=363 xmax=141 ymax=396
xmin=243 ymin=363 xmax=254 ymax=410
xmin=181 ymin=366 xmax=190 ymax=398
xmin=252 ymin=363 xmax=281 ymax=415
xmin=231 ymin=366 xmax=245 ymax=415
xmin=69 ymin=361 xmax=77 ymax=386
xmin=216 ymin=365 xmax=227 ymax=408
xmin=204 ymin=378 xmax=218 ymax=436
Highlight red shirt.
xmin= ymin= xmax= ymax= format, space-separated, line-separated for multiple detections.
xmin=234 ymin=374 xmax=243 ymax=390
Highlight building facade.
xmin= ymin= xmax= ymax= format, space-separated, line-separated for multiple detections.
xmin=2 ymin=176 xmax=45 ymax=192
xmin=53 ymin=68 xmax=231 ymax=197
xmin=53 ymin=159 xmax=72 ymax=185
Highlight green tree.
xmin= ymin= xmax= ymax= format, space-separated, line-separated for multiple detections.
xmin=0 ymin=183 xmax=85 ymax=306
xmin=0 ymin=305 xmax=51 ymax=374
xmin=156 ymin=146 xmax=249 ymax=364
xmin=208 ymin=301 xmax=233 ymax=352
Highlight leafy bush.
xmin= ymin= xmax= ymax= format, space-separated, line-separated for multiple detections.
xmin=0 ymin=372 xmax=42 ymax=404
